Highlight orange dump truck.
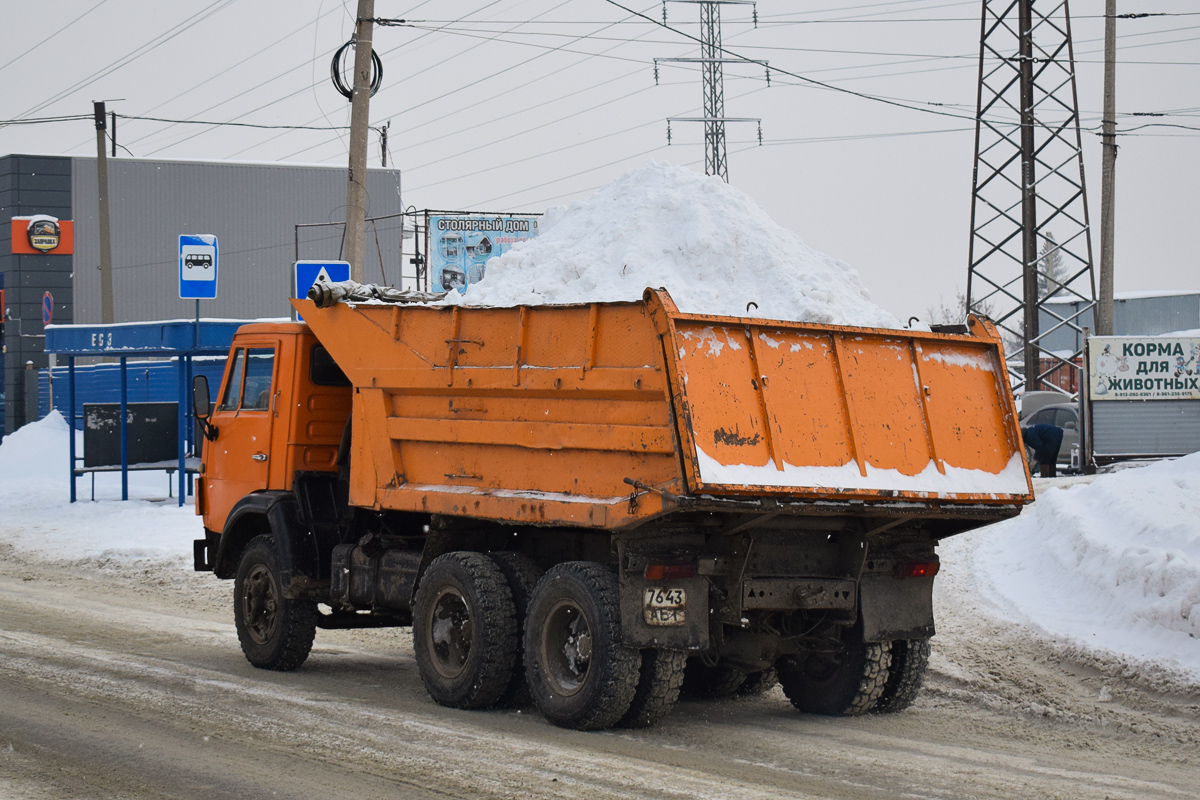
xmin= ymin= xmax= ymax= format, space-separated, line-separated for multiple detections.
xmin=192 ymin=287 xmax=1032 ymax=730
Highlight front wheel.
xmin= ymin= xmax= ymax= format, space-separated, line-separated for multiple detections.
xmin=412 ymin=552 xmax=519 ymax=709
xmin=777 ymin=620 xmax=891 ymax=716
xmin=233 ymin=535 xmax=317 ymax=671
xmin=524 ymin=562 xmax=641 ymax=730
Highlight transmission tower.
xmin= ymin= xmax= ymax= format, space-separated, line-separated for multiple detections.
xmin=967 ymin=0 xmax=1096 ymax=395
xmin=657 ymin=1 xmax=763 ymax=182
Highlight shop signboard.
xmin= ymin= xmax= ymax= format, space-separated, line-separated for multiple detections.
xmin=428 ymin=214 xmax=539 ymax=293
xmin=1089 ymin=335 xmax=1200 ymax=401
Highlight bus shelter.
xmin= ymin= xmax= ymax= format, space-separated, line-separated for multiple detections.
xmin=45 ymin=320 xmax=244 ymax=506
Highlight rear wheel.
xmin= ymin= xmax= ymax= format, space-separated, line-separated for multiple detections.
xmin=777 ymin=621 xmax=891 ymax=716
xmin=875 ymin=638 xmax=931 ymax=713
xmin=524 ymin=562 xmax=640 ymax=730
xmin=233 ymin=535 xmax=317 ymax=671
xmin=488 ymin=551 xmax=544 ymax=706
xmin=620 ymin=649 xmax=687 ymax=728
xmin=682 ymin=659 xmax=747 ymax=699
xmin=412 ymin=552 xmax=518 ymax=709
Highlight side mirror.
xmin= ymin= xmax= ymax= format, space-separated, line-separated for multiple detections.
xmin=1062 ymin=421 xmax=1077 ymax=431
xmin=192 ymin=375 xmax=211 ymax=419
xmin=192 ymin=375 xmax=218 ymax=441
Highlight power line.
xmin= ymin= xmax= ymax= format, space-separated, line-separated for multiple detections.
xmin=0 ymin=0 xmax=113 ymax=76
xmin=137 ymin=1 xmax=448 ymax=156
xmin=278 ymin=0 xmax=648 ymax=160
xmin=7 ymin=0 xmax=238 ymax=125
xmin=220 ymin=0 xmax=515 ymax=159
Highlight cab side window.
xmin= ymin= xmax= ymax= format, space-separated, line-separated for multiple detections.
xmin=218 ymin=347 xmax=276 ymax=411
xmin=241 ymin=348 xmax=276 ymax=410
xmin=219 ymin=349 xmax=245 ymax=411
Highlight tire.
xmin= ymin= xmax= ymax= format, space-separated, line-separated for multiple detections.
xmin=488 ymin=551 xmax=544 ymax=707
xmin=874 ymin=638 xmax=931 ymax=713
xmin=524 ymin=562 xmax=641 ymax=730
xmin=682 ymin=659 xmax=747 ymax=699
xmin=738 ymin=667 xmax=779 ymax=697
xmin=233 ymin=534 xmax=317 ymax=671
xmin=777 ymin=621 xmax=891 ymax=716
xmin=412 ymin=552 xmax=519 ymax=709
xmin=619 ymin=649 xmax=687 ymax=728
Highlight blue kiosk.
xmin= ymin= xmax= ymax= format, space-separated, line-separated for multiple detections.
xmin=45 ymin=320 xmax=245 ymax=506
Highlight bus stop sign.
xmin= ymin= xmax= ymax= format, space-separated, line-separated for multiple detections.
xmin=179 ymin=234 xmax=218 ymax=299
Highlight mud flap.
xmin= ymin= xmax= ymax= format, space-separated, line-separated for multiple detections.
xmin=618 ymin=570 xmax=709 ymax=651
xmin=859 ymin=575 xmax=936 ymax=642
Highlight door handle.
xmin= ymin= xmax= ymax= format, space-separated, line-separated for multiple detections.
xmin=251 ymin=452 xmax=268 ymax=462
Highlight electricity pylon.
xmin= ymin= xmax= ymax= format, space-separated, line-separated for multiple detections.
xmin=967 ymin=0 xmax=1096 ymax=395
xmin=657 ymin=1 xmax=762 ymax=182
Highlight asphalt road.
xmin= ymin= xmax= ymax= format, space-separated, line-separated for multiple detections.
xmin=0 ymin=543 xmax=1197 ymax=800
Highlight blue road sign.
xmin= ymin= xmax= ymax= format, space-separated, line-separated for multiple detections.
xmin=179 ymin=234 xmax=218 ymax=299
xmin=42 ymin=291 xmax=53 ymax=326
xmin=294 ymin=260 xmax=350 ymax=321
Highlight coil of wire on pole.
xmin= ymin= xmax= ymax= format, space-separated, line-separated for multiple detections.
xmin=330 ymin=36 xmax=383 ymax=101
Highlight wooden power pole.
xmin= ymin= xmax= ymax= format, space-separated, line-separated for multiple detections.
xmin=344 ymin=0 xmax=375 ymax=283
xmin=94 ymin=101 xmax=115 ymax=324
xmin=1097 ymin=0 xmax=1117 ymax=336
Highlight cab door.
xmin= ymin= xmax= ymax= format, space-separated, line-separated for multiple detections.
xmin=204 ymin=341 xmax=280 ymax=533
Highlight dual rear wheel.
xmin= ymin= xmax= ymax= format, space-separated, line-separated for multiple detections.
xmin=413 ymin=556 xmax=686 ymax=730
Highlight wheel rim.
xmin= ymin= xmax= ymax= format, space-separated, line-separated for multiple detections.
xmin=242 ymin=563 xmax=280 ymax=646
xmin=540 ymin=599 xmax=593 ymax=697
xmin=426 ymin=586 xmax=473 ymax=679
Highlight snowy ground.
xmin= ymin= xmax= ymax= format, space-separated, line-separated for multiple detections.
xmin=2 ymin=412 xmax=1196 ymax=689
xmin=0 ymin=412 xmax=196 ymax=565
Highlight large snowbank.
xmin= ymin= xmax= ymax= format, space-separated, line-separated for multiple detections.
xmin=0 ymin=412 xmax=195 ymax=562
xmin=971 ymin=454 xmax=1200 ymax=678
xmin=447 ymin=162 xmax=901 ymax=329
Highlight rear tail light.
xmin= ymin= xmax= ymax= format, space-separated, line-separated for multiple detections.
xmin=644 ymin=563 xmax=698 ymax=581
xmin=895 ymin=561 xmax=940 ymax=579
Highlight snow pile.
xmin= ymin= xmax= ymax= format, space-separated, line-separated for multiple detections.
xmin=972 ymin=454 xmax=1200 ymax=677
xmin=448 ymin=162 xmax=901 ymax=328
xmin=0 ymin=412 xmax=196 ymax=563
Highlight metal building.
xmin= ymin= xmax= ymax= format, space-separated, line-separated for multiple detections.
xmin=1 ymin=153 xmax=401 ymax=435
xmin=1040 ymin=291 xmax=1200 ymax=354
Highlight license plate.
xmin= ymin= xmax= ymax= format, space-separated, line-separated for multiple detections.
xmin=643 ymin=586 xmax=686 ymax=626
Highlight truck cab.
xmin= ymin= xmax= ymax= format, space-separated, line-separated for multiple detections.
xmin=196 ymin=323 xmax=351 ymax=542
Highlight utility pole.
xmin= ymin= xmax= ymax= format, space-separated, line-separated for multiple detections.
xmin=1097 ymin=0 xmax=1117 ymax=336
xmin=344 ymin=0 xmax=375 ymax=283
xmin=94 ymin=101 xmax=115 ymax=324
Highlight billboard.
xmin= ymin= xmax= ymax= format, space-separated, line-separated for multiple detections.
xmin=1089 ymin=336 xmax=1200 ymax=401
xmin=428 ymin=214 xmax=539 ymax=293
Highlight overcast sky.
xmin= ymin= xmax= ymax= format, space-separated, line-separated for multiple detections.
xmin=2 ymin=0 xmax=1196 ymax=321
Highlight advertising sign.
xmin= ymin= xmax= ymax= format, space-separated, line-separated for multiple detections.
xmin=429 ymin=214 xmax=539 ymax=293
xmin=10 ymin=216 xmax=75 ymax=255
xmin=179 ymin=234 xmax=219 ymax=299
xmin=1089 ymin=335 xmax=1200 ymax=401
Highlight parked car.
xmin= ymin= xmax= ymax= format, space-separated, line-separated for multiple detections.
xmin=1022 ymin=403 xmax=1079 ymax=467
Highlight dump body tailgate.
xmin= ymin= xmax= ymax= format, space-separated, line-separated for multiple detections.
xmin=646 ymin=292 xmax=1033 ymax=504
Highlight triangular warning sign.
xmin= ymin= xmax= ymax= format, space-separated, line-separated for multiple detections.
xmin=314 ymin=266 xmax=333 ymax=285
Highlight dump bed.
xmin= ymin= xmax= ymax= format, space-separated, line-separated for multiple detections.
xmin=293 ymin=289 xmax=1032 ymax=529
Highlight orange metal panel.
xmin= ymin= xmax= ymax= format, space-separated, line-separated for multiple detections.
xmin=643 ymin=290 xmax=1033 ymax=505
xmin=295 ymin=297 xmax=682 ymax=525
